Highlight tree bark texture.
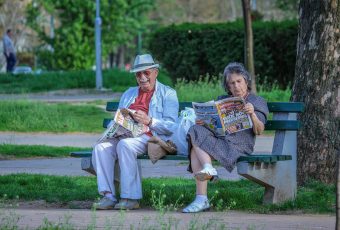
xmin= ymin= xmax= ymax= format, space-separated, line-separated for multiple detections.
xmin=337 ymin=150 xmax=340 ymax=230
xmin=241 ymin=0 xmax=256 ymax=94
xmin=292 ymin=0 xmax=340 ymax=185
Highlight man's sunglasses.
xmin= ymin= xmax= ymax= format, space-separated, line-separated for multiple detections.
xmin=136 ymin=70 xmax=153 ymax=78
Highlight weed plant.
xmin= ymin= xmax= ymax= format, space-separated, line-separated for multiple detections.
xmin=0 ymin=100 xmax=108 ymax=133
xmin=0 ymin=174 xmax=334 ymax=214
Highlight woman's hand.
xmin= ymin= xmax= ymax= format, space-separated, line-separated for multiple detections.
xmin=227 ymin=125 xmax=238 ymax=133
xmin=243 ymin=103 xmax=255 ymax=115
xmin=195 ymin=119 xmax=205 ymax=126
xmin=131 ymin=110 xmax=151 ymax=125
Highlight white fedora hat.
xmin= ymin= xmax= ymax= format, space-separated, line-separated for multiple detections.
xmin=130 ymin=54 xmax=159 ymax=73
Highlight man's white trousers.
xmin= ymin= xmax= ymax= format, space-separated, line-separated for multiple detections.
xmin=92 ymin=134 xmax=150 ymax=199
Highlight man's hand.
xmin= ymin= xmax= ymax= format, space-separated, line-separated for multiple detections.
xmin=131 ymin=110 xmax=151 ymax=125
xmin=243 ymin=103 xmax=255 ymax=115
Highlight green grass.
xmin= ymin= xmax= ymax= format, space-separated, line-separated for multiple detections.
xmin=0 ymin=144 xmax=89 ymax=158
xmin=0 ymin=174 xmax=335 ymax=213
xmin=175 ymin=76 xmax=291 ymax=102
xmin=0 ymin=69 xmax=173 ymax=94
xmin=0 ymin=100 xmax=108 ymax=133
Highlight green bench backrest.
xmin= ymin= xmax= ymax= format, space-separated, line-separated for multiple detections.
xmin=104 ymin=102 xmax=304 ymax=131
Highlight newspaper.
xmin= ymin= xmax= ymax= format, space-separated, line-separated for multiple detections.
xmin=192 ymin=97 xmax=253 ymax=136
xmin=97 ymin=108 xmax=150 ymax=143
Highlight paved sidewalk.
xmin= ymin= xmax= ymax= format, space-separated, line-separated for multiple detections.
xmin=5 ymin=208 xmax=335 ymax=230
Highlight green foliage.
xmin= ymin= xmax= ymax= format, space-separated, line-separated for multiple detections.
xmin=0 ymin=100 xmax=108 ymax=133
xmin=0 ymin=144 xmax=89 ymax=159
xmin=175 ymin=76 xmax=291 ymax=102
xmin=149 ymin=20 xmax=298 ymax=89
xmin=276 ymin=0 xmax=299 ymax=11
xmin=0 ymin=175 xmax=335 ymax=213
xmin=26 ymin=0 xmax=155 ymax=70
xmin=0 ymin=68 xmax=173 ymax=94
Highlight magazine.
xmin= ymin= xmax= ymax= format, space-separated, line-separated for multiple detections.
xmin=192 ymin=97 xmax=253 ymax=136
xmin=96 ymin=108 xmax=150 ymax=143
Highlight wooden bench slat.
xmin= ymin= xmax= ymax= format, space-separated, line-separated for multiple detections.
xmin=237 ymin=155 xmax=292 ymax=163
xmin=107 ymin=102 xmax=304 ymax=113
xmin=267 ymin=102 xmax=304 ymax=113
xmin=70 ymin=151 xmax=92 ymax=157
xmin=265 ymin=120 xmax=300 ymax=130
xmin=72 ymin=151 xmax=292 ymax=163
xmin=71 ymin=151 xmax=188 ymax=160
xmin=104 ymin=118 xmax=301 ymax=130
xmin=103 ymin=118 xmax=111 ymax=128
xmin=106 ymin=102 xmax=120 ymax=112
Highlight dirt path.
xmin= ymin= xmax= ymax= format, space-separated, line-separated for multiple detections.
xmin=2 ymin=208 xmax=334 ymax=230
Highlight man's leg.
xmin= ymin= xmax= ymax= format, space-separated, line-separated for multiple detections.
xmin=5 ymin=55 xmax=10 ymax=73
xmin=92 ymin=139 xmax=119 ymax=197
xmin=7 ymin=53 xmax=16 ymax=72
xmin=116 ymin=135 xmax=149 ymax=200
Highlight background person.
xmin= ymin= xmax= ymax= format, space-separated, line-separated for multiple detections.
xmin=92 ymin=54 xmax=179 ymax=210
xmin=2 ymin=29 xmax=16 ymax=72
xmin=182 ymin=62 xmax=269 ymax=213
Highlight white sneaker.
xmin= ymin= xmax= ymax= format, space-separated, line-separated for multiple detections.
xmin=195 ymin=167 xmax=218 ymax=182
xmin=182 ymin=200 xmax=210 ymax=213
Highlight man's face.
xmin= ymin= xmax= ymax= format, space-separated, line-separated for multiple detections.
xmin=135 ymin=68 xmax=158 ymax=92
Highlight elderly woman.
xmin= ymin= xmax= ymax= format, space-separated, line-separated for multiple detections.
xmin=182 ymin=62 xmax=269 ymax=213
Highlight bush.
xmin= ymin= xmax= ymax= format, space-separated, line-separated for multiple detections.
xmin=149 ymin=20 xmax=298 ymax=89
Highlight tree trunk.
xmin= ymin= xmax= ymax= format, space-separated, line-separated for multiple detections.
xmin=117 ymin=45 xmax=125 ymax=69
xmin=291 ymin=0 xmax=340 ymax=185
xmin=241 ymin=0 xmax=256 ymax=94
xmin=337 ymin=150 xmax=340 ymax=230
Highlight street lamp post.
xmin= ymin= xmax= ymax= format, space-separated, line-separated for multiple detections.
xmin=95 ymin=0 xmax=103 ymax=90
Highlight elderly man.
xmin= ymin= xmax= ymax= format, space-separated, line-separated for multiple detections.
xmin=92 ymin=54 xmax=179 ymax=210
xmin=2 ymin=29 xmax=16 ymax=72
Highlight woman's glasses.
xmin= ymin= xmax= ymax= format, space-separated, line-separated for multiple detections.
xmin=136 ymin=70 xmax=152 ymax=78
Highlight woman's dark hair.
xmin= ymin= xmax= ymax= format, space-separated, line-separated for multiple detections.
xmin=222 ymin=62 xmax=252 ymax=95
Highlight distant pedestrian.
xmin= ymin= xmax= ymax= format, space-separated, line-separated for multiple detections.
xmin=3 ymin=29 xmax=16 ymax=72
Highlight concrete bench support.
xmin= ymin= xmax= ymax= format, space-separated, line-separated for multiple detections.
xmin=237 ymin=113 xmax=297 ymax=204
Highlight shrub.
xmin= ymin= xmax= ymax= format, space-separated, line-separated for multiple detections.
xmin=149 ymin=20 xmax=298 ymax=89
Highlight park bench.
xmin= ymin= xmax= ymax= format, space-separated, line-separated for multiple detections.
xmin=71 ymin=101 xmax=304 ymax=204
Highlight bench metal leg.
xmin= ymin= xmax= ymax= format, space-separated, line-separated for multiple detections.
xmin=237 ymin=161 xmax=296 ymax=204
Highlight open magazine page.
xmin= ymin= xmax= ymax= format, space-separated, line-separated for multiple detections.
xmin=192 ymin=101 xmax=224 ymax=136
xmin=114 ymin=108 xmax=150 ymax=137
xmin=215 ymin=97 xmax=253 ymax=135
xmin=96 ymin=108 xmax=149 ymax=144
xmin=96 ymin=121 xmax=120 ymax=143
